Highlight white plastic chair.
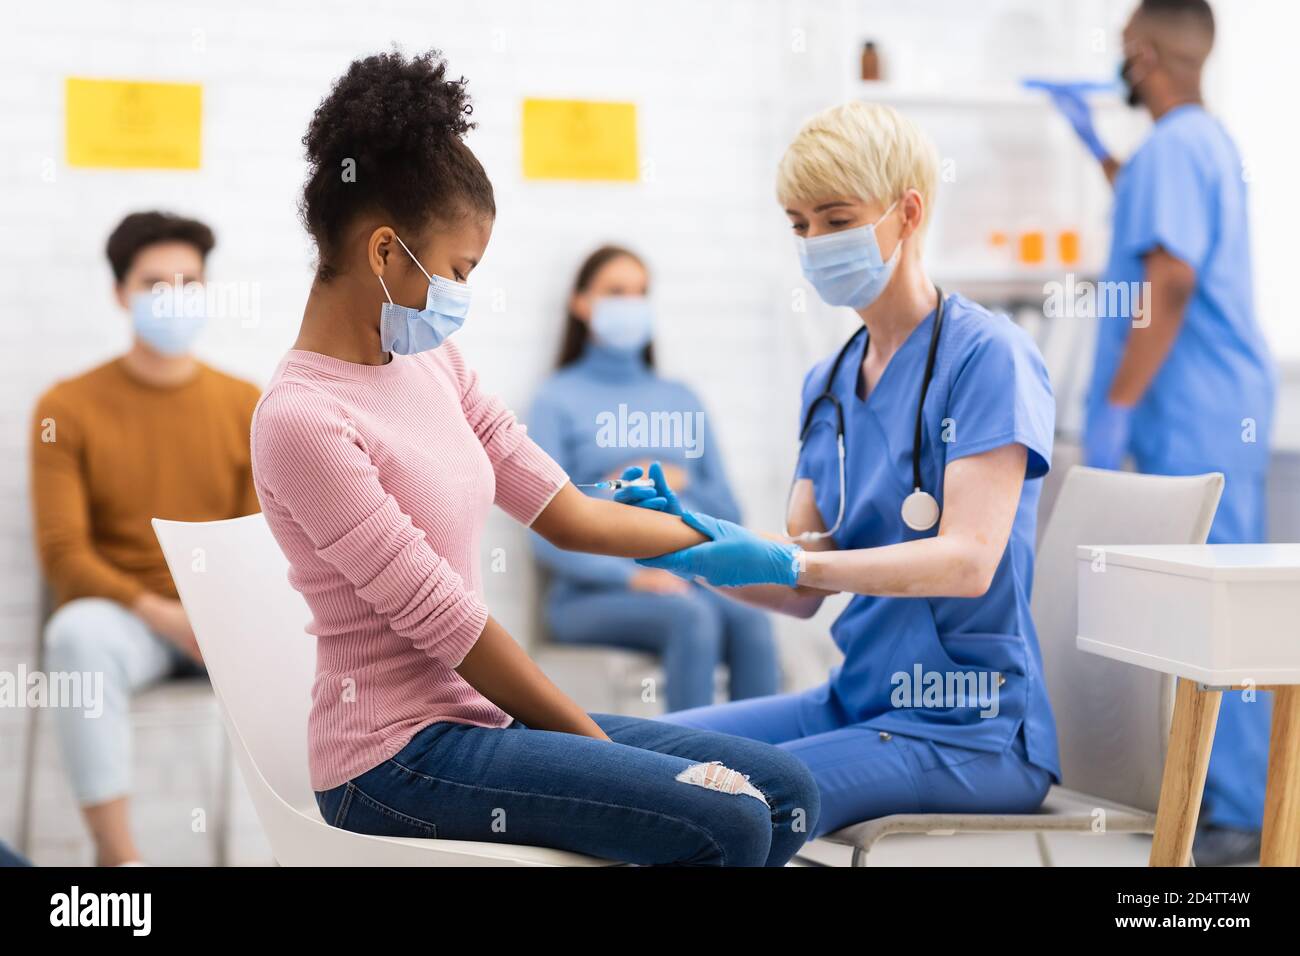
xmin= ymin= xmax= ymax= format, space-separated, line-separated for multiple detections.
xmin=815 ymin=466 xmax=1224 ymax=866
xmin=152 ymin=513 xmax=615 ymax=866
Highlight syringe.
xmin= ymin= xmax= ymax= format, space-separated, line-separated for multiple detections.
xmin=576 ymin=478 xmax=657 ymax=491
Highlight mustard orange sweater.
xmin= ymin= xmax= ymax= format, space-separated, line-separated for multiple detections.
xmin=30 ymin=358 xmax=261 ymax=610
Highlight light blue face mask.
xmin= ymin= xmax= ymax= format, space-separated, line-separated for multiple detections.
xmin=796 ymin=199 xmax=901 ymax=309
xmin=378 ymin=234 xmax=472 ymax=355
xmin=591 ymin=295 xmax=654 ymax=352
xmin=130 ymin=289 xmax=207 ymax=356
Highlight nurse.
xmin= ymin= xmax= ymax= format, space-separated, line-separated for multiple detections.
xmin=1040 ymin=0 xmax=1275 ymax=865
xmin=617 ymin=101 xmax=1061 ymax=838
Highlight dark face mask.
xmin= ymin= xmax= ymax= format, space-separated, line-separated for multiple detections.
xmin=1119 ymin=55 xmax=1143 ymax=108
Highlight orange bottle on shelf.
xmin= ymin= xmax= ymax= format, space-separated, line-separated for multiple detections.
xmin=1018 ymin=230 xmax=1045 ymax=266
xmin=1058 ymin=229 xmax=1081 ymax=266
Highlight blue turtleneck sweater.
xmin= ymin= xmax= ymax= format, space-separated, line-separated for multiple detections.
xmin=527 ymin=342 xmax=741 ymax=589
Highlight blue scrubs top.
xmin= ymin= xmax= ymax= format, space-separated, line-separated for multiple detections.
xmin=796 ymin=293 xmax=1061 ymax=782
xmin=1087 ymin=104 xmax=1275 ymax=476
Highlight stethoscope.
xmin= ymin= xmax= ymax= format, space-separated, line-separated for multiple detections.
xmin=785 ymin=286 xmax=946 ymax=543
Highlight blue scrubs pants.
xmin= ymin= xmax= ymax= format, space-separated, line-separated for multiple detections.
xmin=1192 ymin=468 xmax=1272 ymax=831
xmin=546 ymin=584 xmax=779 ymax=712
xmin=659 ymin=685 xmax=1053 ymax=838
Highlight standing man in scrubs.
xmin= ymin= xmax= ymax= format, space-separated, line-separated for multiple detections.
xmin=615 ymin=101 xmax=1061 ymax=839
xmin=1041 ymin=0 xmax=1276 ymax=864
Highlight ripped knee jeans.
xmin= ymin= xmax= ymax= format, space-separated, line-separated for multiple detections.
xmin=314 ymin=712 xmax=820 ymax=867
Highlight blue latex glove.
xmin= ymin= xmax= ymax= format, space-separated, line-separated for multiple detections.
xmin=637 ymin=511 xmax=803 ymax=588
xmin=613 ymin=460 xmax=682 ymax=516
xmin=1083 ymin=401 xmax=1134 ymax=471
xmin=1022 ymin=79 xmax=1115 ymax=162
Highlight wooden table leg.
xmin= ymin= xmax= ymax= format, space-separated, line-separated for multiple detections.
xmin=1261 ymin=685 xmax=1300 ymax=866
xmin=1150 ymin=678 xmax=1221 ymax=866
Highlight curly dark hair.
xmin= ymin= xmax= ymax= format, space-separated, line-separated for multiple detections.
xmin=105 ymin=211 xmax=215 ymax=283
xmin=300 ymin=50 xmax=496 ymax=280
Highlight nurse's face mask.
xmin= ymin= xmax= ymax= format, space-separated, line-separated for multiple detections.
xmin=377 ymin=233 xmax=472 ymax=355
xmin=796 ymin=199 xmax=903 ymax=309
xmin=1118 ymin=53 xmax=1149 ymax=108
xmin=1118 ymin=23 xmax=1156 ymax=110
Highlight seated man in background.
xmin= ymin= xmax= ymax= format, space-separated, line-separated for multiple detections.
xmin=29 ymin=211 xmax=261 ymax=866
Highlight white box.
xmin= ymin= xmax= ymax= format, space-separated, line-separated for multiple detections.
xmin=1076 ymin=543 xmax=1300 ymax=686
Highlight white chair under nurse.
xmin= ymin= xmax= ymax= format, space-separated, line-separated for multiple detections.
xmin=152 ymin=513 xmax=614 ymax=867
xmin=814 ymin=466 xmax=1224 ymax=866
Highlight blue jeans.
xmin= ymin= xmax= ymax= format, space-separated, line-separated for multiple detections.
xmin=662 ymin=686 xmax=1053 ymax=838
xmin=546 ymin=584 xmax=779 ymax=711
xmin=0 ymin=840 xmax=32 ymax=867
xmin=315 ymin=713 xmax=820 ymax=866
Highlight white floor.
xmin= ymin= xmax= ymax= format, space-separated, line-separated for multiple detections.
xmin=795 ymin=831 xmax=1154 ymax=866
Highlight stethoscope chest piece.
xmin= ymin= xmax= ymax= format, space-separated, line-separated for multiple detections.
xmin=901 ymin=487 xmax=940 ymax=532
xmin=786 ymin=286 xmax=947 ymax=542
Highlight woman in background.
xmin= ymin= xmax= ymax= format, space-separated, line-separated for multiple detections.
xmin=528 ymin=246 xmax=779 ymax=711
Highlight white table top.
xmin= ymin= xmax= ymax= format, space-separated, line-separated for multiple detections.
xmin=1076 ymin=543 xmax=1300 ymax=581
xmin=1077 ymin=543 xmax=1300 ymax=683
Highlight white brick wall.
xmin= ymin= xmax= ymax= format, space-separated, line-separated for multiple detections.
xmin=1 ymin=0 xmax=841 ymax=864
xmin=0 ymin=0 xmax=1191 ymax=863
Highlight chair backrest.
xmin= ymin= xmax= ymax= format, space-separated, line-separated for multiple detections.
xmin=152 ymin=514 xmax=316 ymax=807
xmin=1031 ymin=466 xmax=1222 ymax=812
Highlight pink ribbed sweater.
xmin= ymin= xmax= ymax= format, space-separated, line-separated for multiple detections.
xmin=250 ymin=341 xmax=568 ymax=791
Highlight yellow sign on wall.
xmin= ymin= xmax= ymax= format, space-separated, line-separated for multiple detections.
xmin=66 ymin=78 xmax=202 ymax=170
xmin=521 ymin=98 xmax=638 ymax=182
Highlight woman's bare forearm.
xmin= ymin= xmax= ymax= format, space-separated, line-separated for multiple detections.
xmin=532 ymin=482 xmax=707 ymax=556
xmin=797 ymin=445 xmax=1026 ymax=599
xmin=799 ymin=534 xmax=994 ymax=599
xmin=454 ymin=615 xmax=609 ymax=740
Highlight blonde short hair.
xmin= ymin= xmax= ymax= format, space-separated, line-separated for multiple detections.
xmin=777 ymin=101 xmax=939 ymax=224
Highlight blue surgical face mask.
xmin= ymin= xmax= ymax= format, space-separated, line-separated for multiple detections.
xmin=591 ymin=295 xmax=654 ymax=352
xmin=131 ymin=288 xmax=207 ymax=356
xmin=378 ymin=234 xmax=471 ymax=355
xmin=796 ymin=199 xmax=901 ymax=309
